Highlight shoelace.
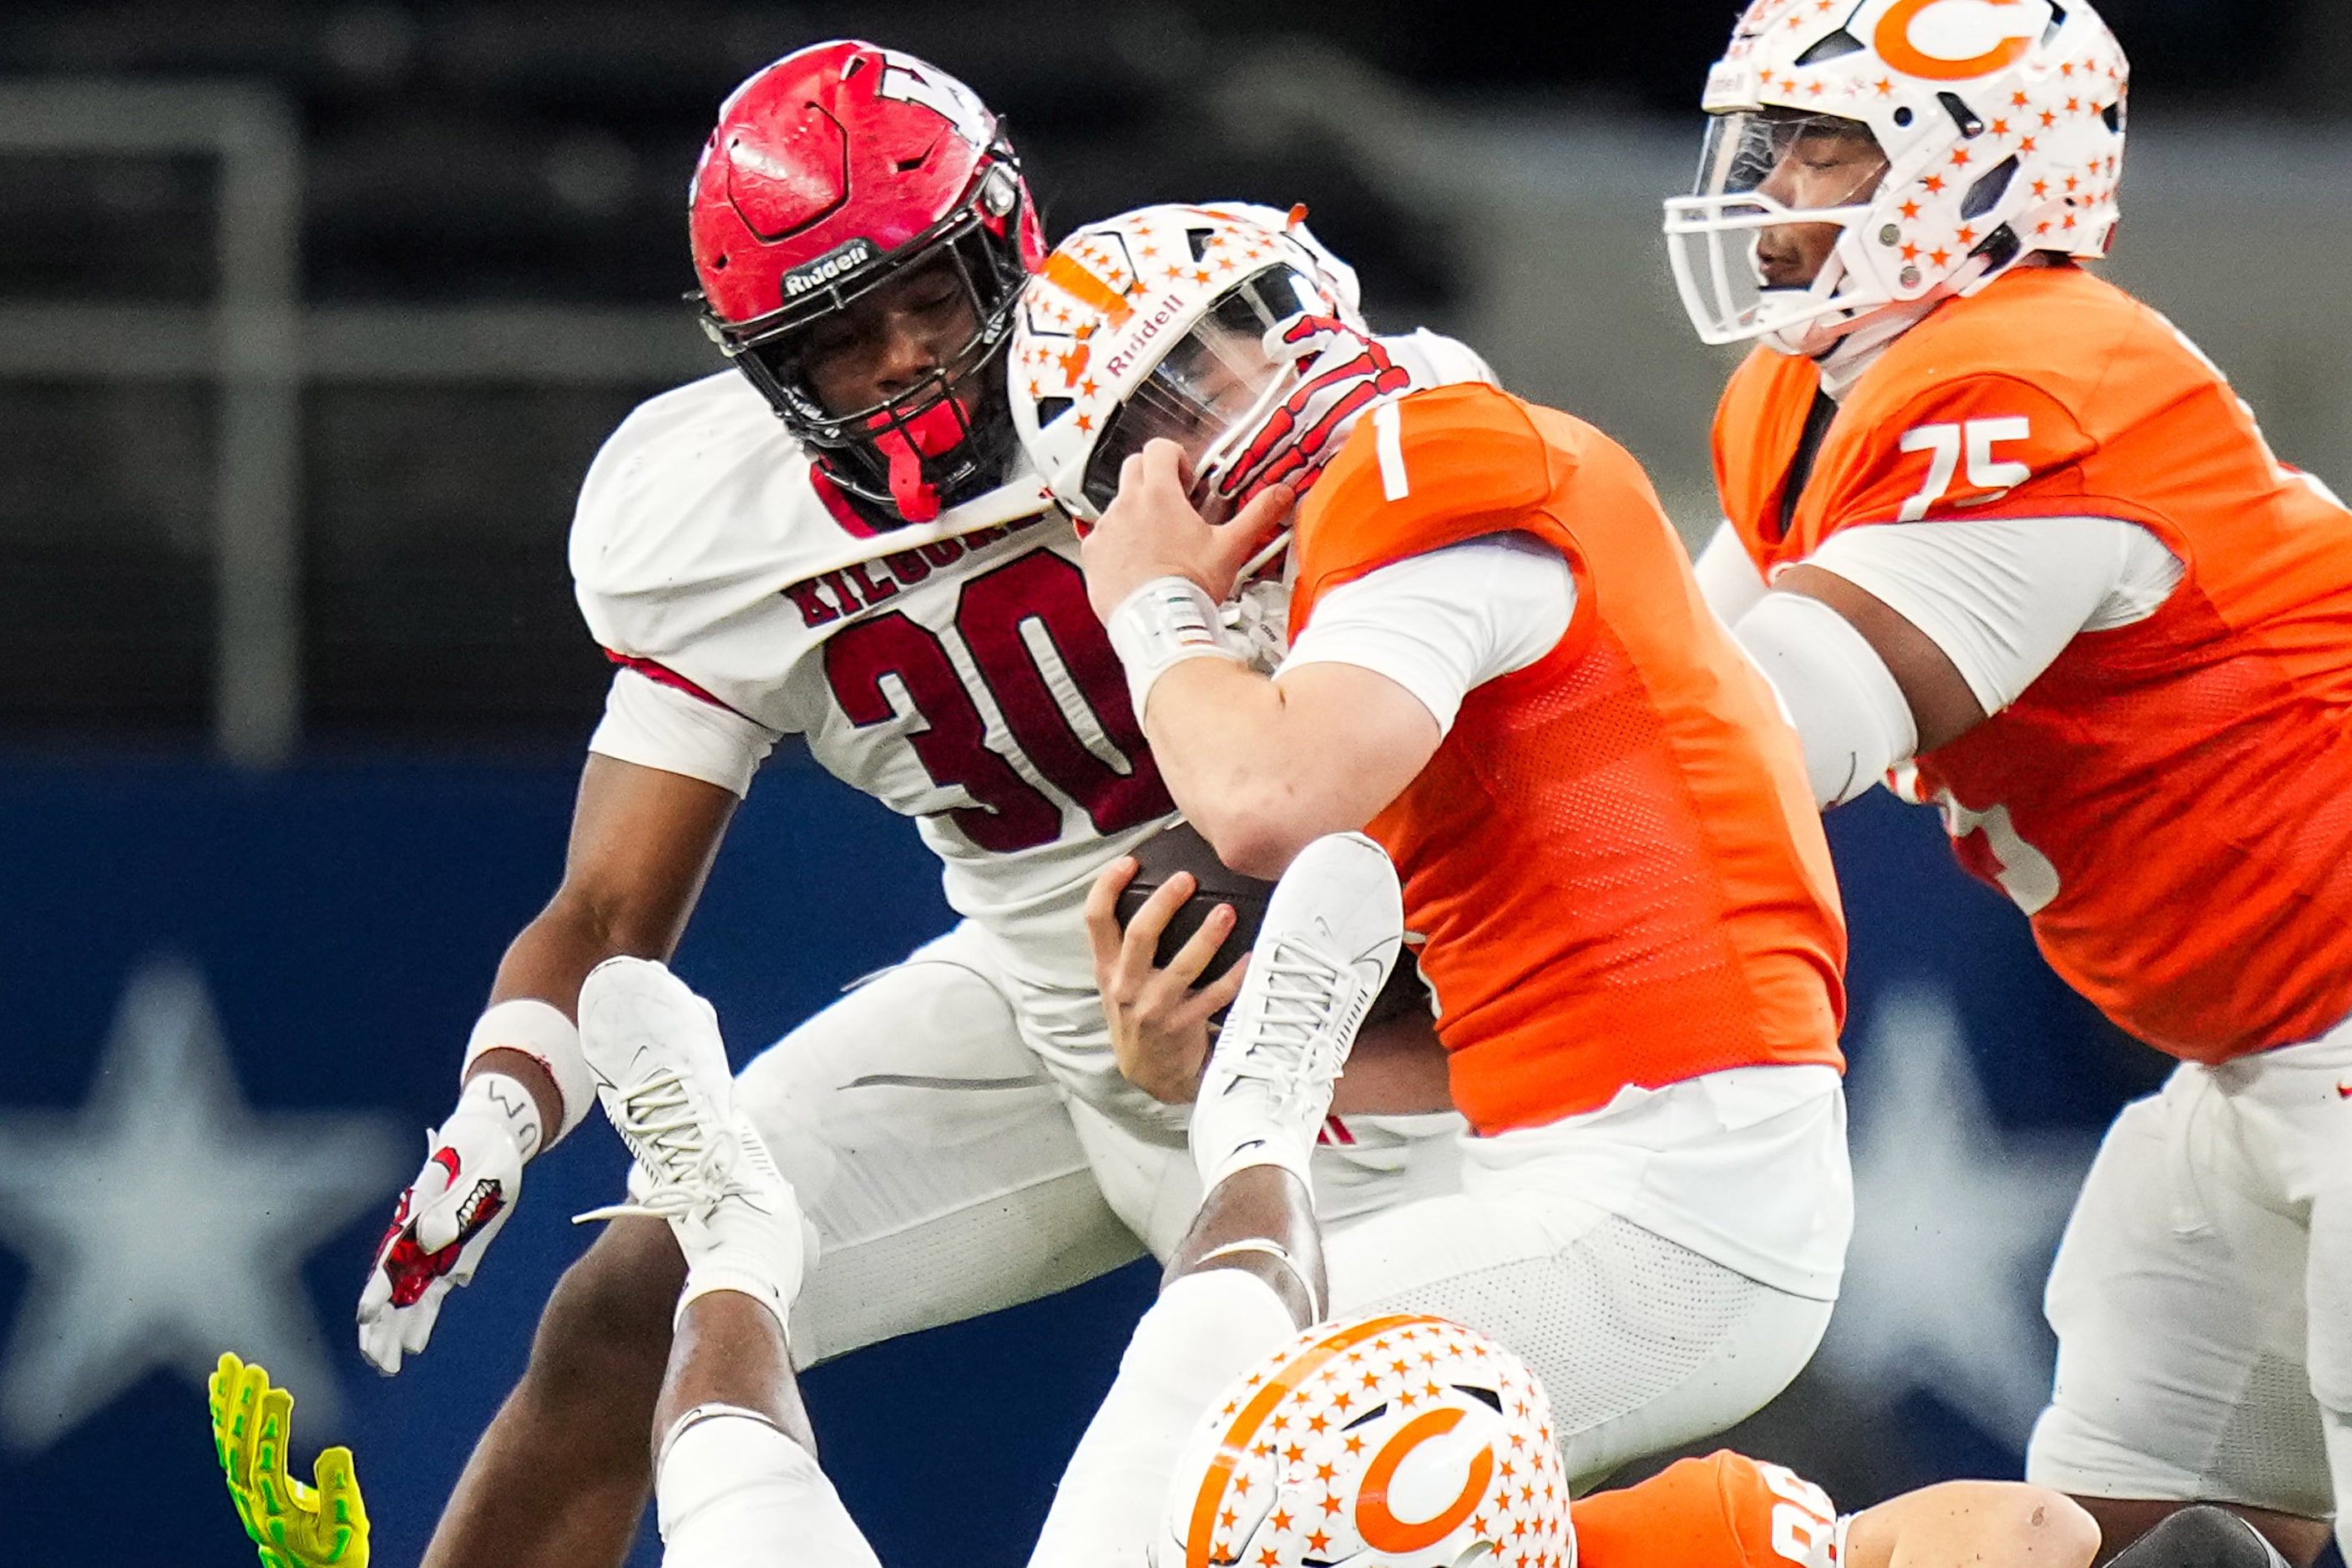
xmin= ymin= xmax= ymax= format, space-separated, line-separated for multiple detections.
xmin=574 ymin=1069 xmax=754 ymax=1226
xmin=1227 ymin=938 xmax=1363 ymax=1095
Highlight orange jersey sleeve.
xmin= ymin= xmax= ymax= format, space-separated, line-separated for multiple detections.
xmin=1574 ymin=1452 xmax=1841 ymax=1568
xmin=1288 ymin=384 xmax=1568 ymax=637
xmin=1807 ymin=374 xmax=2096 ymax=532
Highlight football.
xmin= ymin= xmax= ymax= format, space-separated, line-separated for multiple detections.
xmin=1115 ymin=820 xmax=1268 ymax=986
xmin=1115 ymin=822 xmax=1432 ymax=1025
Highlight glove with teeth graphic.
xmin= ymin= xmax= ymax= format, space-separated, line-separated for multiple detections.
xmin=355 ymin=1075 xmax=532 ymax=1374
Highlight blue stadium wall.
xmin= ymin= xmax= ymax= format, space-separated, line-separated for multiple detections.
xmin=0 ymin=761 xmax=2172 ymax=1565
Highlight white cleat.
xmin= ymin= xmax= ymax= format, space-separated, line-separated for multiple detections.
xmin=1191 ymin=832 xmax=1404 ymax=1193
xmin=572 ymin=956 xmax=806 ymax=1328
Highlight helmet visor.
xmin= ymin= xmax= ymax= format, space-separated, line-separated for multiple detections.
xmin=1663 ymin=109 xmax=1887 ymax=346
xmin=1079 ymin=264 xmax=1326 ymax=522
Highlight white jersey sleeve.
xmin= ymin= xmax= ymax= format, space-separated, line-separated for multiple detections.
xmin=589 ymin=666 xmax=779 ymax=797
xmin=1693 ymin=518 xmax=1770 ymax=626
xmin=1274 ymin=534 xmax=1574 ymax=736
xmin=1801 ymin=514 xmax=2182 ymax=714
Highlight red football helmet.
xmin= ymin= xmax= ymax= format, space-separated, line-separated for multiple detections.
xmin=689 ymin=41 xmax=1046 ymax=520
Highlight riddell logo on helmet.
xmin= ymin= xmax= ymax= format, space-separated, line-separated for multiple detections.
xmin=1101 ymin=295 xmax=1184 ymax=382
xmin=781 ymin=238 xmax=878 ymax=300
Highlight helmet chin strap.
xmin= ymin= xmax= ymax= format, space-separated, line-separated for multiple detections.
xmin=867 ymin=397 xmax=970 ymax=524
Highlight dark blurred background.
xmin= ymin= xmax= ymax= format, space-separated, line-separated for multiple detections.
xmin=1 ymin=0 xmax=2345 ymax=759
xmin=0 ymin=3 xmax=2344 ymax=1564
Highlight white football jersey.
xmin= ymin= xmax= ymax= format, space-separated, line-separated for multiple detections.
xmin=573 ymin=371 xmax=1173 ymax=1085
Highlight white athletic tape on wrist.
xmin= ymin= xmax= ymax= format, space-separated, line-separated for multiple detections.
xmin=1105 ymin=575 xmax=1245 ymax=726
xmin=463 ymin=998 xmax=594 ymax=1149
xmin=1196 ymin=1237 xmax=1323 ymax=1323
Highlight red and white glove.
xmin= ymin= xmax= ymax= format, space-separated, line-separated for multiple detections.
xmin=356 ymin=1072 xmax=539 ymax=1375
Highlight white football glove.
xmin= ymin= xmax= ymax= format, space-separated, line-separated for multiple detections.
xmin=355 ymin=1073 xmax=539 ymax=1375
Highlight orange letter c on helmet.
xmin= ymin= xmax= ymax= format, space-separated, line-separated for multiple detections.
xmin=1356 ymin=1408 xmax=1496 ymax=1555
xmin=1874 ymin=0 xmax=2037 ymax=82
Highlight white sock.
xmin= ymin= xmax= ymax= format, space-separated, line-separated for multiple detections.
xmin=675 ymin=1256 xmax=795 ymax=1341
xmin=655 ymin=1406 xmax=883 ymax=1568
xmin=1027 ymin=1269 xmax=1301 ymax=1568
xmin=1191 ymin=1096 xmax=1321 ymax=1196
xmin=667 ymin=1159 xmax=812 ymax=1341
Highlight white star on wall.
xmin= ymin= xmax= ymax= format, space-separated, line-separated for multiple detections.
xmin=1814 ymin=983 xmax=2099 ymax=1446
xmin=0 ymin=958 xmax=403 ymax=1452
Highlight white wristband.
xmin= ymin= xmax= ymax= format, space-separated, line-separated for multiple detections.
xmin=463 ymin=998 xmax=595 ymax=1150
xmin=1105 ymin=575 xmax=1245 ymax=726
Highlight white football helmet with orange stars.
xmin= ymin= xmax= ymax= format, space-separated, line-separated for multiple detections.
xmin=1664 ymin=0 xmax=2129 ymax=355
xmin=1153 ymin=1313 xmax=1571 ymax=1568
xmin=1009 ymin=202 xmax=1409 ymax=529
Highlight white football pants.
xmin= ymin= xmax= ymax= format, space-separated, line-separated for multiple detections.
xmin=2027 ymin=1019 xmax=2352 ymax=1546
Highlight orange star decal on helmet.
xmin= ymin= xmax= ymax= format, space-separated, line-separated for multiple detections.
xmin=1180 ymin=1314 xmax=1421 ymax=1568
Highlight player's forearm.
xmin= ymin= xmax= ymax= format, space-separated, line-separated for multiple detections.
xmin=1141 ymin=660 xmax=1370 ymax=878
xmin=468 ymin=756 xmax=739 ymax=1133
xmin=1849 ymin=1483 xmax=2100 ymax=1568
xmin=461 ymin=909 xmax=604 ymax=1135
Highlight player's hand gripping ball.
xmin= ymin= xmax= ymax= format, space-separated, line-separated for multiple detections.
xmin=353 ymin=1084 xmax=528 ymax=1374
xmin=209 ymin=1353 xmax=370 ymax=1568
xmin=1094 ymin=822 xmax=1431 ymax=1102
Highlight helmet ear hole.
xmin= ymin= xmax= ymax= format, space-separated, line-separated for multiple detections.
xmin=1035 ymin=396 xmax=1075 ymax=426
xmin=1794 ymin=29 xmax=1864 ymax=65
xmin=1972 ymin=225 xmax=2022 ymax=271
xmin=1960 ymin=155 xmax=2019 ymax=220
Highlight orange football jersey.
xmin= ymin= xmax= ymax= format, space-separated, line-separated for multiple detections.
xmin=1292 ymin=382 xmax=1846 ymax=1135
xmin=1575 ymin=1451 xmax=1840 ymax=1568
xmin=1715 ymin=264 xmax=2352 ymax=1063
